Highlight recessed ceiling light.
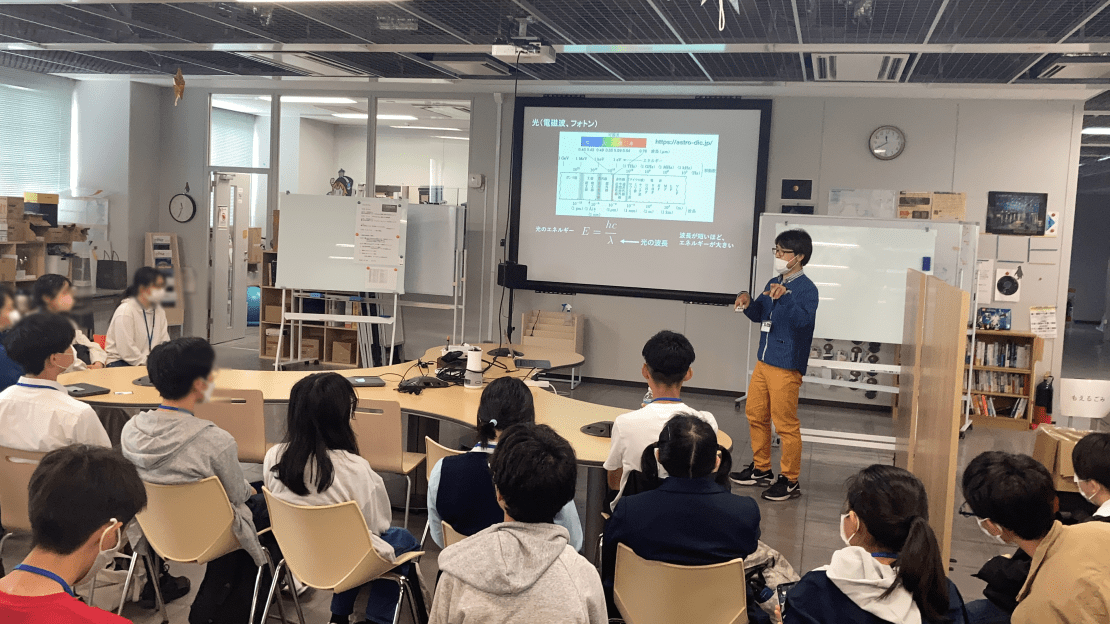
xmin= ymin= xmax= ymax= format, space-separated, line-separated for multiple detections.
xmin=390 ymin=126 xmax=463 ymax=131
xmin=258 ymin=96 xmax=358 ymax=104
xmin=333 ymin=114 xmax=369 ymax=119
xmin=377 ymin=114 xmax=418 ymax=120
xmin=433 ymin=135 xmax=470 ymax=140
xmin=1082 ymin=127 xmax=1110 ymax=135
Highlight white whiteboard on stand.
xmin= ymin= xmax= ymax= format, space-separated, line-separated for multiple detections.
xmin=277 ymin=194 xmax=408 ymax=294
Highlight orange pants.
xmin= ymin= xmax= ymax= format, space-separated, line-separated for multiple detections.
xmin=746 ymin=360 xmax=803 ymax=481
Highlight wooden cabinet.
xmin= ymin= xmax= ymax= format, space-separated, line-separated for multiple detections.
xmin=521 ymin=310 xmax=584 ymax=355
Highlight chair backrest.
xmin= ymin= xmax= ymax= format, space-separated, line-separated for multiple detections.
xmin=442 ymin=520 xmax=466 ymax=547
xmin=614 ymin=543 xmax=746 ymax=624
xmin=424 ymin=436 xmax=465 ymax=483
xmin=263 ymin=488 xmax=398 ymax=594
xmin=135 ymin=477 xmax=240 ymax=565
xmin=0 ymin=446 xmax=45 ymax=533
xmin=353 ymin=399 xmax=404 ymax=474
xmin=194 ymin=389 xmax=267 ymax=463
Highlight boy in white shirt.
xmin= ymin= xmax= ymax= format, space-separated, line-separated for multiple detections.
xmin=603 ymin=331 xmax=716 ymax=509
xmin=0 ymin=313 xmax=110 ymax=451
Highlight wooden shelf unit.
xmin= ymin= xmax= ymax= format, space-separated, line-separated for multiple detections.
xmin=965 ymin=329 xmax=1044 ymax=428
xmin=520 ymin=310 xmax=584 ymax=355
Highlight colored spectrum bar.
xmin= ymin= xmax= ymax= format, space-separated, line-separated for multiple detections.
xmin=580 ymin=137 xmax=647 ymax=148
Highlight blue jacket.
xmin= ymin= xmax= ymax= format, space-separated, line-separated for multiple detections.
xmin=0 ymin=338 xmax=22 ymax=393
xmin=744 ymin=273 xmax=819 ymax=374
xmin=784 ymin=570 xmax=967 ymax=624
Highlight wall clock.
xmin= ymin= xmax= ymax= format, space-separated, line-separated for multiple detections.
xmin=169 ymin=193 xmax=197 ymax=223
xmin=869 ymin=125 xmax=906 ymax=161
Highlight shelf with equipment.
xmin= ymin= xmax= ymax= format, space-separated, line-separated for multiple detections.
xmin=964 ymin=329 xmax=1043 ymax=429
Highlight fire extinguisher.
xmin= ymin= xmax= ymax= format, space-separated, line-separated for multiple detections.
xmin=1034 ymin=372 xmax=1054 ymax=428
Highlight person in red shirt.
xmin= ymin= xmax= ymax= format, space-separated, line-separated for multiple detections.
xmin=0 ymin=444 xmax=147 ymax=623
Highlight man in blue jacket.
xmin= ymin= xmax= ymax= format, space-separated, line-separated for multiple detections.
xmin=730 ymin=229 xmax=819 ymax=501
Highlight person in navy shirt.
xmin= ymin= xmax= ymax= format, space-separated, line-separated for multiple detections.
xmin=0 ymin=285 xmax=23 ymax=391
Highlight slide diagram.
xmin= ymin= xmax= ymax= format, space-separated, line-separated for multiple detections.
xmin=555 ymin=132 xmax=720 ymax=223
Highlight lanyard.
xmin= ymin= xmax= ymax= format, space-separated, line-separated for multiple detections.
xmin=16 ymin=382 xmax=61 ymax=392
xmin=140 ymin=305 xmax=155 ymax=350
xmin=12 ymin=564 xmax=75 ymax=597
xmin=871 ymin=552 xmax=899 ymax=560
xmin=647 ymin=397 xmax=683 ymax=404
xmin=157 ymin=405 xmax=194 ymax=416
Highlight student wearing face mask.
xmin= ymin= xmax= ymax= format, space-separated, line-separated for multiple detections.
xmin=0 ymin=313 xmax=110 ymax=451
xmin=1072 ymin=432 xmax=1110 ymax=522
xmin=0 ymin=285 xmax=24 ymax=391
xmin=731 ymin=229 xmax=818 ymax=502
xmin=105 ymin=267 xmax=170 ymax=367
xmin=782 ymin=465 xmax=967 ymax=624
xmin=0 ymin=444 xmax=147 ymax=624
xmin=121 ymin=337 xmax=276 ymax=624
xmin=32 ymin=274 xmax=107 ymax=371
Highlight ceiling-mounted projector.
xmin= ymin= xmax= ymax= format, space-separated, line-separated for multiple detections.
xmin=491 ymin=41 xmax=557 ymax=64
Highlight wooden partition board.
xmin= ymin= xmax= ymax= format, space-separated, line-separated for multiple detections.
xmin=896 ymin=270 xmax=928 ymax=470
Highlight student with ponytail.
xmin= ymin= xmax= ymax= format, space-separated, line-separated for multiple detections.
xmin=426 ymin=376 xmax=583 ymax=550
xmin=601 ymin=414 xmax=762 ymax=618
xmin=783 ymin=465 xmax=966 ymax=624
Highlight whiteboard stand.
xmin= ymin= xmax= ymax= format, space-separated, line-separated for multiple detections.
xmin=274 ymin=288 xmax=399 ymax=371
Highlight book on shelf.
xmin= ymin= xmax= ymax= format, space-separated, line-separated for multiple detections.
xmin=970 ymin=339 xmax=1033 ymax=369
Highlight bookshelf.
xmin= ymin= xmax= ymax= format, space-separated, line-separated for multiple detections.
xmin=965 ymin=329 xmax=1044 ymax=430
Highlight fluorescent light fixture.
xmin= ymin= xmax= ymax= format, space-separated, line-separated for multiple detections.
xmin=1099 ymin=156 xmax=1110 ymax=161
xmin=258 ymin=96 xmax=357 ymax=104
xmin=1082 ymin=127 xmax=1110 ymax=135
xmin=390 ymin=125 xmax=463 ymax=131
xmin=812 ymin=241 xmax=859 ymax=248
xmin=0 ymin=84 xmax=36 ymax=92
xmin=433 ymin=135 xmax=470 ymax=140
xmin=333 ymin=114 xmax=369 ymax=119
xmin=377 ymin=114 xmax=417 ymax=120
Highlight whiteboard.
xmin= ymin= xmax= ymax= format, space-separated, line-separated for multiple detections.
xmin=404 ymin=204 xmax=465 ymax=297
xmin=759 ymin=215 xmax=969 ymax=344
xmin=277 ymin=195 xmax=408 ymax=294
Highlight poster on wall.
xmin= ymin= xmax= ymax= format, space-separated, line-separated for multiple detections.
xmin=1030 ymin=306 xmax=1058 ymax=339
xmin=986 ymin=191 xmax=1048 ymax=236
xmin=1044 ymin=211 xmax=1059 ymax=237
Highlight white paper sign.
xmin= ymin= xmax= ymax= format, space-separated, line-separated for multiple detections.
xmin=366 ymin=266 xmax=399 ymax=291
xmin=355 ymin=203 xmax=401 ymax=265
xmin=1044 ymin=211 xmax=1060 ymax=237
xmin=975 ymin=259 xmax=995 ymax=303
xmin=828 ymin=189 xmax=897 ymax=219
xmin=1030 ymin=306 xmax=1057 ymax=339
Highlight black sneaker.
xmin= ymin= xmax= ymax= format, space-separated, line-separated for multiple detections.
xmin=729 ymin=463 xmax=774 ymax=487
xmin=762 ymin=475 xmax=802 ymax=501
xmin=139 ymin=571 xmax=191 ymax=609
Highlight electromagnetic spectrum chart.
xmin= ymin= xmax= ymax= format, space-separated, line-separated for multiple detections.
xmin=556 ymin=132 xmax=719 ymax=223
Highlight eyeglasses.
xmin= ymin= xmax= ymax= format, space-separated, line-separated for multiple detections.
xmin=957 ymin=501 xmax=979 ymax=518
xmin=772 ymin=247 xmax=796 ymax=258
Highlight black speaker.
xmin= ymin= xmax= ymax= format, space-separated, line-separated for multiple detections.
xmin=497 ymin=262 xmax=528 ymax=289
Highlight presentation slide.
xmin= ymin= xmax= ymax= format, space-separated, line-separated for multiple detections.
xmin=510 ymin=98 xmax=770 ymax=301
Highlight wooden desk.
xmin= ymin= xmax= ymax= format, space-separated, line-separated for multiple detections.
xmin=61 ymin=343 xmax=732 ymax=559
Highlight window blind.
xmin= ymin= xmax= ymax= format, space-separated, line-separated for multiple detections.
xmin=210 ymin=107 xmax=257 ymax=168
xmin=0 ymin=68 xmax=73 ymax=196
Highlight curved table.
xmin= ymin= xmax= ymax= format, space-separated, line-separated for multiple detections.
xmin=61 ymin=343 xmax=732 ymax=560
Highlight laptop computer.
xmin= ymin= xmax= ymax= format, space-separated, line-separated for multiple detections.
xmin=65 ymin=383 xmax=111 ymax=398
xmin=346 ymin=375 xmax=386 ymax=388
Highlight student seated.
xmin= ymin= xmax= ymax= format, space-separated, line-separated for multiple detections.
xmin=603 ymin=330 xmax=716 ymax=508
xmin=961 ymin=451 xmax=1110 ymax=624
xmin=430 ymin=424 xmax=606 ymax=624
xmin=33 ymin=274 xmax=107 ymax=371
xmin=120 ymin=337 xmax=271 ymax=624
xmin=0 ymin=313 xmax=110 ymax=451
xmin=1072 ymin=432 xmax=1110 ymax=522
xmin=601 ymin=414 xmax=762 ymax=618
xmin=0 ymin=444 xmax=146 ymax=623
xmin=427 ymin=376 xmax=583 ymax=550
xmin=264 ymin=372 xmax=421 ymax=624
xmin=0 ymin=285 xmax=23 ymax=391
xmin=784 ymin=465 xmax=966 ymax=624
xmin=105 ymin=267 xmax=170 ymax=367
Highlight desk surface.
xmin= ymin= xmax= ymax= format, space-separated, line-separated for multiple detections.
xmin=60 ymin=344 xmax=733 ymax=466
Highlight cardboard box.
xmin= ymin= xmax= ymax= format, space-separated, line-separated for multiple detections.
xmin=24 ymin=203 xmax=58 ymax=227
xmin=0 ymin=257 xmax=16 ymax=281
xmin=300 ymin=339 xmax=320 ymax=360
xmin=263 ymin=333 xmax=287 ymax=358
xmin=264 ymin=305 xmax=283 ymax=323
xmin=23 ymin=192 xmax=59 ymax=204
xmin=1032 ymin=424 xmax=1091 ymax=493
xmin=331 ymin=340 xmax=356 ymax=364
xmin=1 ymin=197 xmax=24 ymax=221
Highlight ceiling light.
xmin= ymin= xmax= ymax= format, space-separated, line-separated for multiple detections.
xmin=1100 ymin=156 xmax=1110 ymax=161
xmin=333 ymin=114 xmax=369 ymax=119
xmin=1082 ymin=127 xmax=1110 ymax=135
xmin=0 ymin=84 xmax=36 ymax=92
xmin=213 ymin=100 xmax=261 ymax=114
xmin=433 ymin=135 xmax=470 ymax=140
xmin=258 ymin=96 xmax=357 ymax=104
xmin=390 ymin=126 xmax=463 ymax=131
xmin=377 ymin=114 xmax=418 ymax=120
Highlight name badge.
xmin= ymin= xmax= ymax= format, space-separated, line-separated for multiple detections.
xmin=761 ymin=321 xmax=773 ymax=333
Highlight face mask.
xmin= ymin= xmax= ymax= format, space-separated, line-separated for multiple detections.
xmin=840 ymin=512 xmax=857 ymax=547
xmin=53 ymin=347 xmax=76 ymax=371
xmin=201 ymin=377 xmax=215 ymax=403
xmin=774 ymin=256 xmax=794 ymax=275
xmin=75 ymin=520 xmax=122 ymax=589
xmin=976 ymin=517 xmax=1008 ymax=545
xmin=55 ymin=293 xmax=74 ymax=312
xmin=1075 ymin=475 xmax=1099 ymax=504
xmin=147 ymin=288 xmax=167 ymax=304
xmin=6 ymin=310 xmax=19 ymax=326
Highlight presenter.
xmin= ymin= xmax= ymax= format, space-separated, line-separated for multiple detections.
xmin=729 ymin=229 xmax=818 ymax=501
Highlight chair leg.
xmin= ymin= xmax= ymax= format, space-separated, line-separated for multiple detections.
xmin=419 ymin=519 xmax=430 ymax=547
xmin=404 ymin=575 xmax=426 ymax=624
xmin=283 ymin=563 xmax=306 ymax=624
xmin=259 ymin=558 xmax=290 ymax=624
xmin=390 ymin=577 xmax=408 ymax=624
xmin=140 ymin=551 xmax=168 ymax=624
xmin=249 ymin=562 xmax=267 ymax=624
xmin=404 ymin=475 xmax=412 ymax=531
xmin=116 ymin=552 xmax=140 ymax=615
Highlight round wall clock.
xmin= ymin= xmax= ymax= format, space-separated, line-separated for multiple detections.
xmin=169 ymin=193 xmax=197 ymax=223
xmin=869 ymin=125 xmax=906 ymax=161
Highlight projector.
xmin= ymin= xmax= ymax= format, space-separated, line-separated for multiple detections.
xmin=491 ymin=42 xmax=557 ymax=64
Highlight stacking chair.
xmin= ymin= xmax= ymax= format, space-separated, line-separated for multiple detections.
xmin=441 ymin=521 xmax=466 ymax=548
xmin=261 ymin=488 xmax=425 ymax=624
xmin=419 ymin=436 xmax=465 ymax=545
xmin=352 ymin=399 xmax=426 ymax=529
xmin=613 ymin=543 xmax=746 ymax=624
xmin=0 ymin=446 xmax=44 ymax=565
xmin=195 ymin=389 xmax=268 ymax=463
xmin=127 ymin=477 xmax=302 ymax=624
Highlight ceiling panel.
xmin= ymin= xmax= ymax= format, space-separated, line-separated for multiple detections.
xmin=397 ymin=0 xmax=520 ymax=44
xmin=126 ymin=4 xmax=268 ymax=44
xmin=797 ymin=0 xmax=945 ymax=43
xmin=651 ymin=0 xmax=796 ymax=44
xmin=931 ymin=0 xmax=1105 ymax=43
xmin=515 ymin=53 xmax=620 ymax=80
xmin=0 ymin=8 xmax=111 ymax=43
xmin=592 ymin=52 xmax=706 ymax=80
xmin=1086 ymin=90 xmax=1110 ymax=110
xmin=0 ymin=49 xmax=159 ymax=74
xmin=909 ymin=53 xmax=1042 ymax=82
xmin=1083 ymin=113 xmax=1110 ymax=126
xmin=697 ymin=52 xmax=805 ymax=81
xmin=328 ymin=52 xmax=456 ymax=79
xmin=1067 ymin=5 xmax=1110 ymax=41
xmin=289 ymin=3 xmax=466 ymax=44
xmin=0 ymin=4 xmax=183 ymax=44
xmin=524 ymin=0 xmax=679 ymax=45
